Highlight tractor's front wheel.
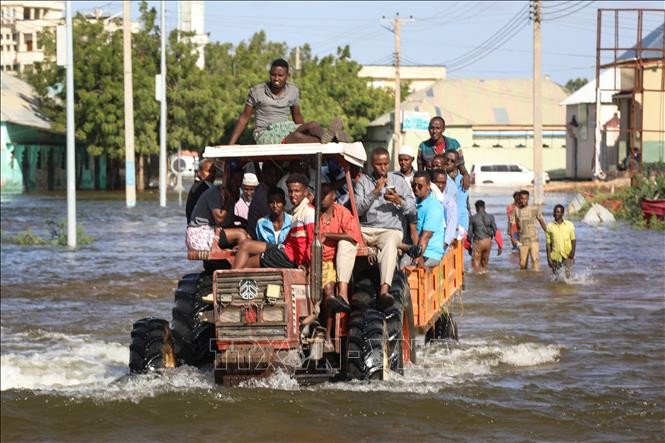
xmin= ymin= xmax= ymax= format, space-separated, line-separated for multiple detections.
xmin=129 ymin=317 xmax=176 ymax=373
xmin=171 ymin=272 xmax=214 ymax=367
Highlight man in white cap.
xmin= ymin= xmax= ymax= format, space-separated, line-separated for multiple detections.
xmin=395 ymin=145 xmax=416 ymax=186
xmin=234 ymin=172 xmax=259 ymax=228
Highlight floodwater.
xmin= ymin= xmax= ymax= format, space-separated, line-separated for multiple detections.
xmin=1 ymin=189 xmax=664 ymax=442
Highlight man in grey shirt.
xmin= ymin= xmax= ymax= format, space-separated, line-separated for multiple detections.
xmin=228 ymin=58 xmax=348 ymax=145
xmin=355 ymin=147 xmax=416 ymax=309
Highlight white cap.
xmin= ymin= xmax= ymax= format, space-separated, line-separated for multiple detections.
xmin=398 ymin=145 xmax=415 ymax=158
xmin=242 ymin=172 xmax=259 ymax=187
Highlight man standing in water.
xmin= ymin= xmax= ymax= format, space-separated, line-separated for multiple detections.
xmin=546 ymin=204 xmax=576 ymax=278
xmin=506 ymin=191 xmax=520 ymax=251
xmin=510 ymin=190 xmax=547 ymax=271
xmin=467 ymin=200 xmax=503 ymax=274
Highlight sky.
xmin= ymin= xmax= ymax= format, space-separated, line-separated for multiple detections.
xmin=72 ymin=1 xmax=665 ymax=86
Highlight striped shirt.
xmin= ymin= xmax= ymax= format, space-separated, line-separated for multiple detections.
xmin=283 ymin=197 xmax=315 ymax=266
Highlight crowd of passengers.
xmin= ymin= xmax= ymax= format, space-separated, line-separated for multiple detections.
xmin=185 ymin=143 xmax=471 ymax=326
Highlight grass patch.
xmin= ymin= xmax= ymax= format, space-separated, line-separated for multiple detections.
xmin=1 ymin=220 xmax=94 ymax=246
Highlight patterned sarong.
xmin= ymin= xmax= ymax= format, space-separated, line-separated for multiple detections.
xmin=186 ymin=225 xmax=215 ymax=251
xmin=253 ymin=121 xmax=297 ymax=144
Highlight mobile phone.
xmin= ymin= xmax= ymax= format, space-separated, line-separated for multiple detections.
xmin=385 ymin=185 xmax=395 ymax=191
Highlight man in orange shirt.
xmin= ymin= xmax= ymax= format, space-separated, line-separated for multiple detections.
xmin=319 ymin=182 xmax=362 ymax=349
xmin=319 ymin=182 xmax=361 ymax=313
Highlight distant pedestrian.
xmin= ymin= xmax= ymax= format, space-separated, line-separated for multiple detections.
xmin=506 ymin=191 xmax=520 ymax=251
xmin=467 ymin=200 xmax=503 ymax=274
xmin=509 ymin=189 xmax=547 ymax=271
xmin=546 ymin=204 xmax=576 ymax=278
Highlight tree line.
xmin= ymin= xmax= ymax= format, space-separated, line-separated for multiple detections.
xmin=23 ymin=1 xmax=400 ymax=190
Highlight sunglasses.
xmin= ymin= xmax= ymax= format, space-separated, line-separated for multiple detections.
xmin=412 ymin=183 xmax=426 ymax=190
xmin=444 ymin=158 xmax=456 ymax=163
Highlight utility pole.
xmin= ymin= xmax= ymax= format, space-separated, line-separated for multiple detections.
xmin=295 ymin=46 xmax=301 ymax=76
xmin=123 ymin=1 xmax=136 ymax=208
xmin=159 ymin=0 xmax=167 ymax=207
xmin=65 ymin=0 xmax=76 ymax=248
xmin=393 ymin=16 xmax=401 ymax=160
xmin=532 ymin=0 xmax=544 ymax=205
xmin=382 ymin=14 xmax=413 ymax=166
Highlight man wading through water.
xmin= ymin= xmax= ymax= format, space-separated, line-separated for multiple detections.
xmin=546 ymin=204 xmax=576 ymax=278
xmin=467 ymin=200 xmax=503 ymax=274
xmin=510 ymin=190 xmax=547 ymax=271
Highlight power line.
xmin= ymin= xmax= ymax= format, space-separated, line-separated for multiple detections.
xmin=544 ymin=1 xmax=596 ymax=21
xmin=447 ymin=20 xmax=529 ymax=73
xmin=541 ymin=1 xmax=584 ymax=13
xmin=441 ymin=3 xmax=529 ymax=66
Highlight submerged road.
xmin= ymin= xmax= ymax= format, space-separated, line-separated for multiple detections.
xmin=1 ymin=189 xmax=663 ymax=441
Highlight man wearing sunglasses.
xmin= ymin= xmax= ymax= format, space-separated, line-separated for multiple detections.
xmin=409 ymin=171 xmax=445 ymax=268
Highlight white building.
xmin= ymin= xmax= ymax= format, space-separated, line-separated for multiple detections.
xmin=358 ymin=65 xmax=446 ymax=94
xmin=180 ymin=1 xmax=208 ymax=69
xmin=0 ymin=1 xmax=64 ymax=72
xmin=560 ymin=69 xmax=620 ymax=179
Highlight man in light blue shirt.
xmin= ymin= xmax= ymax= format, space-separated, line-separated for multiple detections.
xmin=411 ymin=171 xmax=445 ymax=267
xmin=431 ymin=169 xmax=458 ymax=250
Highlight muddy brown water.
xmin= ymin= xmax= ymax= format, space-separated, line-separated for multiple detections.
xmin=1 ymin=189 xmax=664 ymax=442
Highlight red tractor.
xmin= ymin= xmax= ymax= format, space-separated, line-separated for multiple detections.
xmin=129 ymin=143 xmax=464 ymax=385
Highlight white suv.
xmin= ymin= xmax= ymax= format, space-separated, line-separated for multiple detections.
xmin=470 ymin=163 xmax=550 ymax=186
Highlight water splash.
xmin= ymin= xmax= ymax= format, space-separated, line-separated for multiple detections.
xmin=549 ymin=266 xmax=596 ymax=285
xmin=0 ymin=327 xmax=217 ymax=401
xmin=1 ymin=325 xmax=561 ymax=397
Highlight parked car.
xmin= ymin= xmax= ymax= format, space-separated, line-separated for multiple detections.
xmin=470 ymin=163 xmax=550 ymax=186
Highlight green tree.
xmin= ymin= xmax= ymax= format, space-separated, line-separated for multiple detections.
xmin=24 ymin=21 xmax=397 ymax=189
xmin=565 ymin=77 xmax=588 ymax=93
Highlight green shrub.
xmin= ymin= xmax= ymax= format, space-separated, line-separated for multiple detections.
xmin=574 ymin=173 xmax=665 ymax=230
xmin=2 ymin=220 xmax=94 ymax=246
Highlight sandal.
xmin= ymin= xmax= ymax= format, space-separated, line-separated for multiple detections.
xmin=327 ymin=295 xmax=351 ymax=314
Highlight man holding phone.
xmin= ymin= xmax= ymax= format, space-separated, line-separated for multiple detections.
xmin=354 ymin=148 xmax=416 ymax=309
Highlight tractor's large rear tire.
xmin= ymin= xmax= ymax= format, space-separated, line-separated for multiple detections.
xmin=425 ymin=311 xmax=459 ymax=343
xmin=346 ymin=309 xmax=389 ymax=381
xmin=129 ymin=317 xmax=176 ymax=373
xmin=385 ymin=271 xmax=417 ymax=374
xmin=171 ymin=272 xmax=214 ymax=367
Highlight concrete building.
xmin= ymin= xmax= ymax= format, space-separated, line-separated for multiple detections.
xmin=358 ymin=65 xmax=446 ymax=94
xmin=609 ymin=23 xmax=664 ymax=168
xmin=560 ymin=69 xmax=621 ymax=179
xmin=365 ymin=77 xmax=568 ymax=176
xmin=0 ymin=1 xmax=64 ymax=72
xmin=1 ymin=72 xmax=105 ymax=193
xmin=179 ymin=1 xmax=208 ymax=69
